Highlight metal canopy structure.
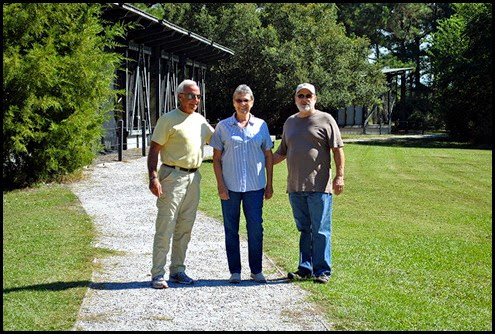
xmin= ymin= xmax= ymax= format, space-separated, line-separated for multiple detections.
xmin=338 ymin=67 xmax=414 ymax=134
xmin=381 ymin=67 xmax=414 ymax=76
xmin=101 ymin=3 xmax=234 ymax=150
xmin=381 ymin=67 xmax=414 ymax=130
xmin=104 ymin=3 xmax=234 ymax=64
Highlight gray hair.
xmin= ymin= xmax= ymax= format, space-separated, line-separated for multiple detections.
xmin=232 ymin=84 xmax=254 ymax=101
xmin=177 ymin=79 xmax=198 ymax=95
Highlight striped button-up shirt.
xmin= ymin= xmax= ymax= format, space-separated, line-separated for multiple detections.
xmin=210 ymin=113 xmax=273 ymax=192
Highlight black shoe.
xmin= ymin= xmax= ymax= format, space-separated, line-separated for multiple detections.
xmin=287 ymin=270 xmax=312 ymax=280
xmin=169 ymin=272 xmax=194 ymax=285
xmin=314 ymin=275 xmax=330 ymax=284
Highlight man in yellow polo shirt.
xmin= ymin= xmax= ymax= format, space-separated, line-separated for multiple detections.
xmin=147 ymin=79 xmax=214 ymax=289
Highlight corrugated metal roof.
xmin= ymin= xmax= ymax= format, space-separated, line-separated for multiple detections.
xmin=381 ymin=67 xmax=414 ymax=75
xmin=103 ymin=3 xmax=234 ymax=64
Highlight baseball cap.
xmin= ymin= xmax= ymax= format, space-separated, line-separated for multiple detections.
xmin=295 ymin=83 xmax=316 ymax=95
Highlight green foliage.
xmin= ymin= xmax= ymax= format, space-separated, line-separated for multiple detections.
xmin=260 ymin=4 xmax=386 ymax=113
xmin=337 ymin=3 xmax=391 ymax=60
xmin=428 ymin=3 xmax=492 ymax=144
xmin=3 ymin=3 xmax=126 ymax=190
xmin=134 ymin=3 xmax=386 ymax=133
xmin=337 ymin=4 xmax=455 ymax=132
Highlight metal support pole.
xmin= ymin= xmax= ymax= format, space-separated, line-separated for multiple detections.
xmin=118 ymin=120 xmax=123 ymax=161
xmin=142 ymin=120 xmax=146 ymax=156
xmin=136 ymin=115 xmax=140 ymax=148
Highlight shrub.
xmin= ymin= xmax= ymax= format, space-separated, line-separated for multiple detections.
xmin=3 ymin=3 xmax=125 ymax=190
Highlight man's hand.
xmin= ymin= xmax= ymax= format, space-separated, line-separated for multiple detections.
xmin=333 ymin=175 xmax=344 ymax=195
xmin=264 ymin=184 xmax=273 ymax=200
xmin=217 ymin=184 xmax=229 ymax=200
xmin=149 ymin=178 xmax=163 ymax=198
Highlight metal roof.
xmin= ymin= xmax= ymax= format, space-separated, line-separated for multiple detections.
xmin=381 ymin=67 xmax=414 ymax=75
xmin=103 ymin=3 xmax=234 ymax=64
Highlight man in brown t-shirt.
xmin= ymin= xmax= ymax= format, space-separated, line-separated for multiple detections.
xmin=273 ymin=83 xmax=345 ymax=284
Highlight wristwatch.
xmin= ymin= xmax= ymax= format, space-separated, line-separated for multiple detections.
xmin=149 ymin=175 xmax=158 ymax=181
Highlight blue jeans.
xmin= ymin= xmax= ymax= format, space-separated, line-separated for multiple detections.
xmin=221 ymin=188 xmax=264 ymax=274
xmin=288 ymin=192 xmax=333 ymax=277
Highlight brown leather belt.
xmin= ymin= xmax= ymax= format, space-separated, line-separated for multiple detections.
xmin=163 ymin=163 xmax=198 ymax=173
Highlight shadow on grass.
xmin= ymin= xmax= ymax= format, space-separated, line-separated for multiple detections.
xmin=3 ymin=277 xmax=290 ymax=293
xmin=3 ymin=281 xmax=92 ymax=294
xmin=350 ymin=136 xmax=492 ymax=150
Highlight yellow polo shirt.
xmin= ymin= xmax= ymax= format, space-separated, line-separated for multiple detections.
xmin=151 ymin=108 xmax=214 ymax=169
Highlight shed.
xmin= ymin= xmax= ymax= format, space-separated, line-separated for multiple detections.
xmin=101 ymin=3 xmax=234 ymax=150
xmin=338 ymin=67 xmax=414 ymax=135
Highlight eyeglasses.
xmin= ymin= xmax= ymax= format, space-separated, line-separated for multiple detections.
xmin=181 ymin=93 xmax=202 ymax=100
xmin=235 ymin=99 xmax=251 ymax=103
xmin=297 ymin=94 xmax=314 ymax=99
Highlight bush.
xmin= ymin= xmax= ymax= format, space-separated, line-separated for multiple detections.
xmin=429 ymin=3 xmax=492 ymax=144
xmin=3 ymin=3 xmax=125 ymax=190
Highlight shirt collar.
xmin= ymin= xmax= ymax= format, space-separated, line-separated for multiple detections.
xmin=229 ymin=113 xmax=255 ymax=126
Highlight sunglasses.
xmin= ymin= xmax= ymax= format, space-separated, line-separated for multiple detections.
xmin=235 ymin=99 xmax=251 ymax=103
xmin=181 ymin=93 xmax=202 ymax=100
xmin=297 ymin=94 xmax=314 ymax=99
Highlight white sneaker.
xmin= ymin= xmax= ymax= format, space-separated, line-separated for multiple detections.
xmin=152 ymin=275 xmax=168 ymax=289
xmin=228 ymin=273 xmax=241 ymax=284
xmin=250 ymin=272 xmax=267 ymax=283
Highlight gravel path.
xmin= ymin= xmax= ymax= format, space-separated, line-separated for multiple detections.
xmin=69 ymin=156 xmax=330 ymax=331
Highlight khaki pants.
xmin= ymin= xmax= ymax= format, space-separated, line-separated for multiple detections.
xmin=151 ymin=165 xmax=201 ymax=278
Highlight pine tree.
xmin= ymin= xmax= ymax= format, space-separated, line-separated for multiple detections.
xmin=3 ymin=3 xmax=126 ymax=189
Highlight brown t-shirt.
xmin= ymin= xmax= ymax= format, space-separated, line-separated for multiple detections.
xmin=276 ymin=110 xmax=343 ymax=193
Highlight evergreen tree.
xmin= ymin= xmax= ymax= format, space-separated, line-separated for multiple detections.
xmin=3 ymin=3 xmax=126 ymax=189
xmin=429 ymin=3 xmax=492 ymax=144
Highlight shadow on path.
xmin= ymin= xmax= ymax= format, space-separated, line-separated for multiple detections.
xmin=3 ymin=277 xmax=291 ymax=294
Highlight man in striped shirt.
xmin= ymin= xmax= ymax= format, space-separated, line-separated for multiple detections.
xmin=211 ymin=84 xmax=274 ymax=284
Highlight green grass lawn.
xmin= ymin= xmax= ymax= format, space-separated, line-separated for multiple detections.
xmin=3 ymin=136 xmax=491 ymax=331
xmin=198 ymin=137 xmax=492 ymax=330
xmin=3 ymin=184 xmax=96 ymax=331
